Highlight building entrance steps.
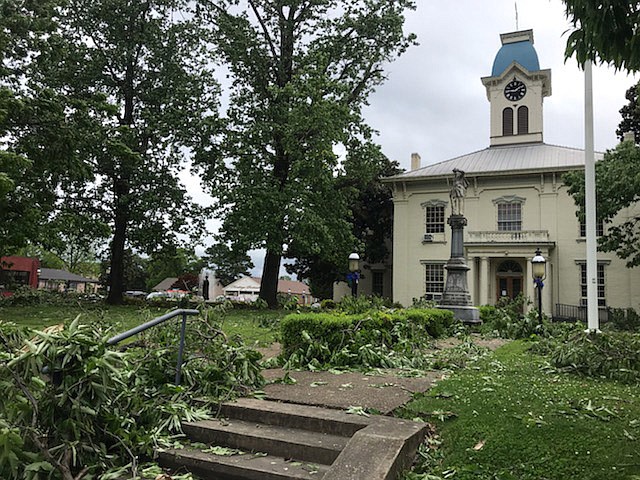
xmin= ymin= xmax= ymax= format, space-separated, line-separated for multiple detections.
xmin=158 ymin=398 xmax=429 ymax=480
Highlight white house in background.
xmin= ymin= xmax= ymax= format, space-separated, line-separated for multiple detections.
xmin=383 ymin=29 xmax=640 ymax=318
xmin=38 ymin=268 xmax=98 ymax=293
xmin=223 ymin=277 xmax=316 ymax=305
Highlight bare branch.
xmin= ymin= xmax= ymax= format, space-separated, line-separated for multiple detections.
xmin=248 ymin=0 xmax=279 ymax=61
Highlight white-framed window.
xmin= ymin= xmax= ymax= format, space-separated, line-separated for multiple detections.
xmin=426 ymin=204 xmax=445 ymax=233
xmin=424 ymin=263 xmax=445 ymax=300
xmin=579 ymin=219 xmax=604 ymax=237
xmin=579 ymin=263 xmax=606 ymax=307
xmin=493 ymin=196 xmax=525 ymax=232
xmin=497 ymin=202 xmax=522 ymax=231
xmin=422 ymin=200 xmax=447 ymax=236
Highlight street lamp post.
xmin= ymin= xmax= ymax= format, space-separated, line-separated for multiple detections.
xmin=531 ymin=248 xmax=547 ymax=324
xmin=348 ymin=252 xmax=360 ymax=297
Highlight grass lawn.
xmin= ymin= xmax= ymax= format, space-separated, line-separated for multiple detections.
xmin=400 ymin=341 xmax=640 ymax=480
xmin=0 ymin=303 xmax=283 ymax=346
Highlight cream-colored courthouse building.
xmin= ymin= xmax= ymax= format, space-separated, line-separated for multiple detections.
xmin=384 ymin=30 xmax=640 ymax=316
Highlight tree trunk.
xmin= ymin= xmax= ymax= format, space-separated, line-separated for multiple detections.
xmin=259 ymin=249 xmax=281 ymax=308
xmin=106 ymin=181 xmax=129 ymax=305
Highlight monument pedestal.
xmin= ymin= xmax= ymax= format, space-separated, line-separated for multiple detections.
xmin=439 ymin=215 xmax=481 ymax=324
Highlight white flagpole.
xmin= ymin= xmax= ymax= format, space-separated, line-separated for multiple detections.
xmin=584 ymin=60 xmax=599 ymax=332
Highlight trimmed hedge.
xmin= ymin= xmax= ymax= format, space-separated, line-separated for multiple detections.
xmin=280 ymin=308 xmax=454 ymax=366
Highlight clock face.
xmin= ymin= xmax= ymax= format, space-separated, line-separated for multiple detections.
xmin=504 ymin=80 xmax=527 ymax=101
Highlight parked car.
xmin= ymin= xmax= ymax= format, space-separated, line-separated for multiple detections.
xmin=124 ymin=290 xmax=147 ymax=298
xmin=146 ymin=289 xmax=190 ymax=301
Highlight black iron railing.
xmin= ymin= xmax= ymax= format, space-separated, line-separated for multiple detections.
xmin=107 ymin=308 xmax=199 ymax=385
xmin=553 ymin=303 xmax=610 ymax=323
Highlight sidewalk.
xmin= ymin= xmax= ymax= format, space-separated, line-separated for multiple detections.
xmin=257 ymin=336 xmax=506 ymax=414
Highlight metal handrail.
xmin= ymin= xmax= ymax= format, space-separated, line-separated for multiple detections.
xmin=107 ymin=308 xmax=200 ymax=385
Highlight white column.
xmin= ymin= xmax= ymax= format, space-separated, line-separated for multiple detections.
xmin=526 ymin=258 xmax=535 ymax=312
xmin=479 ymin=257 xmax=489 ymax=305
xmin=467 ymin=256 xmax=476 ymax=304
xmin=543 ymin=267 xmax=552 ymax=318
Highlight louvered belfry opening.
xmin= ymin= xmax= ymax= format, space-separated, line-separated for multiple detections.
xmin=502 ymin=107 xmax=513 ymax=135
xmin=517 ymin=105 xmax=529 ymax=134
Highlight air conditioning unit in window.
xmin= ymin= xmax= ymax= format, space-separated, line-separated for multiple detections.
xmin=423 ymin=234 xmax=434 ymax=242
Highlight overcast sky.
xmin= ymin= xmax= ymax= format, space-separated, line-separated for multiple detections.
xmin=187 ymin=0 xmax=638 ymax=278
xmin=365 ymin=0 xmax=638 ymax=170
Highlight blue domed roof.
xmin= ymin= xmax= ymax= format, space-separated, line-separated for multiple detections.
xmin=491 ymin=40 xmax=540 ymax=76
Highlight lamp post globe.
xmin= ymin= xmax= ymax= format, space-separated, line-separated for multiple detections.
xmin=531 ymin=248 xmax=546 ymax=324
xmin=348 ymin=253 xmax=360 ymax=297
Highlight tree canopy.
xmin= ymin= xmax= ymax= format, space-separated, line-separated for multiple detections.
xmin=564 ymin=138 xmax=640 ymax=267
xmin=2 ymin=0 xmax=221 ymax=303
xmin=0 ymin=0 xmax=74 ymax=257
xmin=197 ymin=0 xmax=416 ymax=306
xmin=563 ymin=1 xmax=640 ymax=71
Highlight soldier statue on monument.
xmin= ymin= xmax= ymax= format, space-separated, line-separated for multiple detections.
xmin=450 ymin=168 xmax=468 ymax=216
xmin=439 ymin=168 xmax=480 ymax=324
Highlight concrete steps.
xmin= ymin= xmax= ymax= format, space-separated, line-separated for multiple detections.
xmin=159 ymin=447 xmax=329 ymax=480
xmin=158 ymin=398 xmax=428 ymax=480
xmin=183 ymin=419 xmax=347 ymax=464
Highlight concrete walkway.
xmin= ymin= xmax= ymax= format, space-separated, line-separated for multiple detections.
xmin=262 ymin=368 xmax=442 ymax=414
xmin=258 ymin=336 xmax=507 ymax=414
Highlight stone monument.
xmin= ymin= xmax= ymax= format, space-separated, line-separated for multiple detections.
xmin=439 ymin=169 xmax=481 ymax=324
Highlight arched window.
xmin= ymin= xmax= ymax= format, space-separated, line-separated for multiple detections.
xmin=497 ymin=260 xmax=523 ymax=273
xmin=517 ymin=106 xmax=529 ymax=134
xmin=502 ymin=107 xmax=513 ymax=136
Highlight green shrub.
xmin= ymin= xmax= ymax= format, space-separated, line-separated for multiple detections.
xmin=410 ymin=297 xmax=438 ymax=309
xmin=549 ymin=330 xmax=640 ymax=384
xmin=280 ymin=313 xmax=362 ymax=360
xmin=279 ymin=308 xmax=454 ymax=369
xmin=606 ymin=307 xmax=640 ymax=332
xmin=337 ymin=294 xmax=387 ymax=314
xmin=479 ymin=295 xmax=551 ymax=339
xmin=478 ymin=305 xmax=498 ymax=323
xmin=394 ymin=308 xmax=455 ymax=338
xmin=320 ymin=299 xmax=337 ymax=310
xmin=277 ymin=293 xmax=300 ymax=310
xmin=0 ymin=286 xmax=92 ymax=307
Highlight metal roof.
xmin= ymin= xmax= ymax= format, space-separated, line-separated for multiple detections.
xmin=387 ymin=143 xmax=604 ymax=181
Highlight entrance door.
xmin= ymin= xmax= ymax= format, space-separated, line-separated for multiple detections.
xmin=496 ymin=260 xmax=523 ymax=302
xmin=497 ymin=276 xmax=522 ymax=300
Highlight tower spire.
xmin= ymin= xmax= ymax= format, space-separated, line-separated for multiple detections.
xmin=515 ymin=2 xmax=519 ymax=30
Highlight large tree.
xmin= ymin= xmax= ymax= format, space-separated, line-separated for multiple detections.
xmin=205 ymin=243 xmax=253 ymax=286
xmin=25 ymin=0 xmax=220 ymax=304
xmin=198 ymin=0 xmax=416 ymax=307
xmin=0 ymin=0 xmax=76 ymax=257
xmin=562 ymin=5 xmax=640 ymax=266
xmin=286 ymin=142 xmax=402 ymax=298
xmin=617 ymin=82 xmax=640 ymax=140
xmin=564 ymin=122 xmax=640 ymax=267
xmin=564 ymin=84 xmax=640 ymax=267
xmin=563 ymin=0 xmax=640 ymax=72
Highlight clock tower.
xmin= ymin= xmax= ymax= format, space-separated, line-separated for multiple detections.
xmin=481 ymin=30 xmax=551 ymax=146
